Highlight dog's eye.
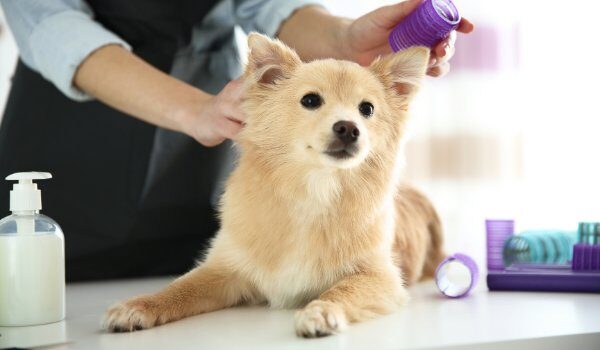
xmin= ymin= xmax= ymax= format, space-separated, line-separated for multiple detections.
xmin=359 ymin=101 xmax=374 ymax=118
xmin=300 ymin=93 xmax=323 ymax=109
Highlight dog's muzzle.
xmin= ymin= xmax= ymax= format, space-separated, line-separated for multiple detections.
xmin=324 ymin=120 xmax=360 ymax=159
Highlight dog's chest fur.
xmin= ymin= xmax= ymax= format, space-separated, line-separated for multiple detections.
xmin=251 ymin=238 xmax=347 ymax=309
xmin=222 ymin=195 xmax=394 ymax=309
xmin=238 ymin=209 xmax=349 ymax=307
xmin=219 ymin=175 xmax=364 ymax=308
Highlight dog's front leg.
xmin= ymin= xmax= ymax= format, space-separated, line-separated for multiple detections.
xmin=295 ymin=267 xmax=408 ymax=338
xmin=103 ymin=262 xmax=254 ymax=332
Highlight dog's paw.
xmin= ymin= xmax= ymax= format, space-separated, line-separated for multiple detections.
xmin=103 ymin=295 xmax=162 ymax=332
xmin=294 ymin=300 xmax=348 ymax=338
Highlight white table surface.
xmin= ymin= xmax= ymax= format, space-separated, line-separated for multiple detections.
xmin=1 ymin=277 xmax=599 ymax=350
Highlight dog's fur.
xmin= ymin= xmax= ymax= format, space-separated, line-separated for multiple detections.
xmin=103 ymin=33 xmax=444 ymax=337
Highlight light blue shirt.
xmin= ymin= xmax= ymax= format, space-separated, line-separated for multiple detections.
xmin=1 ymin=0 xmax=326 ymax=100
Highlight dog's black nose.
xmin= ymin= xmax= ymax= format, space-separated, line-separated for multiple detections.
xmin=332 ymin=121 xmax=359 ymax=144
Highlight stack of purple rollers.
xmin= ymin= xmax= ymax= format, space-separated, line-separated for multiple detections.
xmin=485 ymin=219 xmax=515 ymax=271
xmin=389 ymin=0 xmax=461 ymax=52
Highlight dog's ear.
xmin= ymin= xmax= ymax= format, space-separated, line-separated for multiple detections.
xmin=246 ymin=32 xmax=301 ymax=85
xmin=370 ymin=47 xmax=429 ymax=96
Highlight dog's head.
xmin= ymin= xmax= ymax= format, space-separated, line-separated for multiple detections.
xmin=240 ymin=33 xmax=429 ymax=171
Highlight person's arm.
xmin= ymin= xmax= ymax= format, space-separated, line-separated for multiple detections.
xmin=1 ymin=0 xmax=130 ymax=100
xmin=1 ymin=0 xmax=246 ymax=147
xmin=72 ymin=45 xmax=245 ymax=147
xmin=277 ymin=0 xmax=474 ymax=77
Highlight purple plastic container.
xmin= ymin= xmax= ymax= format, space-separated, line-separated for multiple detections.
xmin=485 ymin=219 xmax=515 ymax=270
xmin=389 ymin=0 xmax=461 ymax=52
xmin=487 ymin=265 xmax=600 ymax=293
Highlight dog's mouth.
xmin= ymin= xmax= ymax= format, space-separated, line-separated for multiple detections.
xmin=324 ymin=141 xmax=359 ymax=160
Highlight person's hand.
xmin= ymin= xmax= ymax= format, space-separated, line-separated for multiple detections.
xmin=180 ymin=78 xmax=247 ymax=147
xmin=340 ymin=0 xmax=474 ymax=77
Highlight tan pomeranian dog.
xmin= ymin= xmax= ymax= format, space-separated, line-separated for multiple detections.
xmin=103 ymin=33 xmax=444 ymax=337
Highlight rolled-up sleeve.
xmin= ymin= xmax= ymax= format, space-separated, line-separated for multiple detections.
xmin=234 ymin=0 xmax=328 ymax=37
xmin=1 ymin=0 xmax=131 ymax=101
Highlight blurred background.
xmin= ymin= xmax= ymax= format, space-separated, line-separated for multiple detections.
xmin=325 ymin=0 xmax=600 ymax=266
xmin=1 ymin=0 xmax=599 ymax=267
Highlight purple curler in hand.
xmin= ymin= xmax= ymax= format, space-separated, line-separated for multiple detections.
xmin=389 ymin=0 xmax=461 ymax=52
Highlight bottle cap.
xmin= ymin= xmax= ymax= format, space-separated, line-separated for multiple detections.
xmin=6 ymin=172 xmax=52 ymax=212
xmin=435 ymin=253 xmax=479 ymax=298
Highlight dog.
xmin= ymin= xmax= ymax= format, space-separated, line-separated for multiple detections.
xmin=103 ymin=33 xmax=444 ymax=338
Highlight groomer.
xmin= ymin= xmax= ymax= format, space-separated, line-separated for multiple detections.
xmin=0 ymin=0 xmax=472 ymax=281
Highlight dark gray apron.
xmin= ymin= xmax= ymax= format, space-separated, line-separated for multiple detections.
xmin=0 ymin=0 xmax=226 ymax=281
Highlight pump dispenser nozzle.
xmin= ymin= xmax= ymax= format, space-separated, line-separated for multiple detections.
xmin=6 ymin=172 xmax=52 ymax=212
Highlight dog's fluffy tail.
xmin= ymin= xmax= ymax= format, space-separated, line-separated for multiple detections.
xmin=394 ymin=186 xmax=445 ymax=283
xmin=421 ymin=204 xmax=445 ymax=280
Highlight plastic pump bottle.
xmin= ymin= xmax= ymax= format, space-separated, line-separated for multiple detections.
xmin=0 ymin=172 xmax=65 ymax=326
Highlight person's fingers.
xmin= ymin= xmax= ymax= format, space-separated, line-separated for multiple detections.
xmin=219 ymin=97 xmax=247 ymax=123
xmin=433 ymin=40 xmax=448 ymax=59
xmin=442 ymin=43 xmax=455 ymax=64
xmin=427 ymin=62 xmax=450 ymax=77
xmin=200 ymin=136 xmax=226 ymax=148
xmin=429 ymin=56 xmax=438 ymax=68
xmin=226 ymin=77 xmax=247 ymax=101
xmin=192 ymin=114 xmax=225 ymax=147
xmin=215 ymin=79 xmax=249 ymax=124
xmin=457 ymin=18 xmax=474 ymax=33
xmin=433 ymin=31 xmax=456 ymax=58
xmin=193 ymin=124 xmax=225 ymax=147
xmin=218 ymin=116 xmax=244 ymax=140
xmin=227 ymin=107 xmax=248 ymax=124
xmin=427 ymin=66 xmax=440 ymax=77
xmin=430 ymin=31 xmax=457 ymax=66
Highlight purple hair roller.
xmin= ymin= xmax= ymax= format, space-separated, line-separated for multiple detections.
xmin=435 ymin=253 xmax=479 ymax=298
xmin=389 ymin=0 xmax=461 ymax=52
xmin=485 ymin=219 xmax=515 ymax=270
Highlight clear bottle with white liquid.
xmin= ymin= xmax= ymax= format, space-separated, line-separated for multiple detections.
xmin=0 ymin=172 xmax=65 ymax=326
